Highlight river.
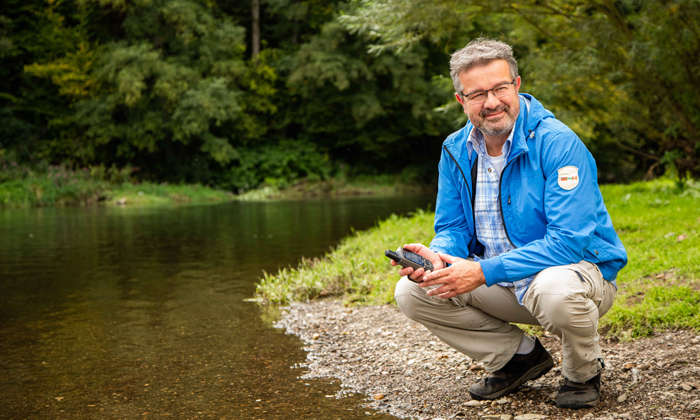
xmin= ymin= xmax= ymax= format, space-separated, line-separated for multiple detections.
xmin=0 ymin=195 xmax=434 ymax=419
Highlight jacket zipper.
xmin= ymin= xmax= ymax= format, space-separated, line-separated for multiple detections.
xmin=498 ymin=151 xmax=525 ymax=249
xmin=442 ymin=145 xmax=477 ymax=246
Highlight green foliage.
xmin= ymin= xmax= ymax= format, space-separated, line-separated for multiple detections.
xmin=226 ymin=140 xmax=333 ymax=192
xmin=341 ymin=0 xmax=700 ymax=182
xmin=282 ymin=19 xmax=452 ymax=174
xmin=3 ymin=0 xmax=700 ymax=188
xmin=0 ymin=163 xmax=110 ymax=207
xmin=257 ymin=180 xmax=700 ymax=338
xmin=25 ymin=0 xmax=270 ymax=167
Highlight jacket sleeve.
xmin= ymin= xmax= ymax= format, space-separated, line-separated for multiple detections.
xmin=479 ymin=130 xmax=600 ymax=285
xmin=429 ymin=147 xmax=473 ymax=259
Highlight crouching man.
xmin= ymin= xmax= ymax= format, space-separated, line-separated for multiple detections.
xmin=392 ymin=38 xmax=627 ymax=409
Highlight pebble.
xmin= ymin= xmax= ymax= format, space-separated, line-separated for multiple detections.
xmin=617 ymin=394 xmax=628 ymax=403
xmin=681 ymin=383 xmax=693 ymax=391
xmin=277 ymin=301 xmax=699 ymax=420
xmin=514 ymin=415 xmax=548 ymax=420
xmin=374 ymin=393 xmax=384 ymax=400
xmin=312 ymin=333 xmax=320 ymax=340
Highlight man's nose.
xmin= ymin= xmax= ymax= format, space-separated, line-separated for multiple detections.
xmin=483 ymin=90 xmax=501 ymax=109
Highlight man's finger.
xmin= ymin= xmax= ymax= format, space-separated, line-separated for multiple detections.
xmin=423 ymin=267 xmax=449 ymax=283
xmin=438 ymin=253 xmax=458 ymax=264
xmin=427 ymin=284 xmax=450 ymax=297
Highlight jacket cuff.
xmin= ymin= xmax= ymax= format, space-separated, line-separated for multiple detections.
xmin=479 ymin=256 xmax=508 ymax=286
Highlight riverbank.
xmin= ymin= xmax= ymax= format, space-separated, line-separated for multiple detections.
xmin=257 ymin=179 xmax=700 ymax=337
xmin=0 ymin=165 xmax=432 ymax=208
xmin=257 ymin=178 xmax=700 ymax=418
xmin=0 ymin=164 xmax=235 ymax=208
xmin=238 ymin=178 xmax=432 ymax=201
xmin=277 ymin=300 xmax=700 ymax=420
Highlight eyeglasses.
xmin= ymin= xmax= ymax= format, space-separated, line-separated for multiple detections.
xmin=461 ymin=80 xmax=516 ymax=104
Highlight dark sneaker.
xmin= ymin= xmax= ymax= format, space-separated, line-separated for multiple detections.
xmin=555 ymin=373 xmax=601 ymax=409
xmin=469 ymin=338 xmax=553 ymax=400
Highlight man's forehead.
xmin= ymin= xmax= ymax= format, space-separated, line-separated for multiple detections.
xmin=459 ymin=61 xmax=512 ymax=94
xmin=460 ymin=59 xmax=511 ymax=80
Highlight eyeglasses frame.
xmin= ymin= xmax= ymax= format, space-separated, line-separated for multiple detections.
xmin=460 ymin=79 xmax=517 ymax=104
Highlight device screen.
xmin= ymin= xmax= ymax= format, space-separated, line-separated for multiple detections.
xmin=403 ymin=250 xmax=424 ymax=265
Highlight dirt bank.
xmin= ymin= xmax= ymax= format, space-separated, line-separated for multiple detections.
xmin=276 ymin=300 xmax=700 ymax=420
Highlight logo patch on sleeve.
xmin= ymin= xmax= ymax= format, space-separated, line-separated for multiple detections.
xmin=557 ymin=166 xmax=579 ymax=190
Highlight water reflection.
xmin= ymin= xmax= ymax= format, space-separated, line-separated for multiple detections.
xmin=0 ymin=195 xmax=434 ymax=419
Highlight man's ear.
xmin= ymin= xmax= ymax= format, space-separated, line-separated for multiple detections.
xmin=514 ymin=76 xmax=522 ymax=93
xmin=455 ymin=93 xmax=467 ymax=114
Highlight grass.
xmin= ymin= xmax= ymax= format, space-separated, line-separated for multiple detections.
xmin=237 ymin=176 xmax=431 ymax=201
xmin=0 ymin=165 xmax=234 ymax=208
xmin=597 ymin=179 xmax=700 ymax=338
xmin=105 ymin=182 xmax=233 ymax=206
xmin=0 ymin=164 xmax=428 ymax=207
xmin=256 ymin=179 xmax=700 ymax=339
xmin=256 ymin=209 xmax=436 ymax=305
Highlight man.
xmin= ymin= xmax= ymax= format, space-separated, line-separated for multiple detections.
xmin=392 ymin=38 xmax=627 ymax=409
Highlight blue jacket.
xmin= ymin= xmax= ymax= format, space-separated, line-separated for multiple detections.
xmin=430 ymin=94 xmax=627 ymax=286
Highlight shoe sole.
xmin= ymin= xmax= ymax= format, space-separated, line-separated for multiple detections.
xmin=469 ymin=353 xmax=554 ymax=401
xmin=556 ymin=397 xmax=600 ymax=409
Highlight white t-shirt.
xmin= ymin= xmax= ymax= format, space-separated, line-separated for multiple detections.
xmin=490 ymin=152 xmax=505 ymax=175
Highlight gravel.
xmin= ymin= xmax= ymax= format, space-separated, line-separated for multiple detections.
xmin=276 ymin=300 xmax=700 ymax=420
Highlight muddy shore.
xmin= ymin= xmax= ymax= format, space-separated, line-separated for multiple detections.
xmin=276 ymin=300 xmax=700 ymax=420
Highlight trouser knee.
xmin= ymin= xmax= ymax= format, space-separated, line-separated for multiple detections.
xmin=394 ymin=276 xmax=425 ymax=321
xmin=527 ymin=275 xmax=599 ymax=334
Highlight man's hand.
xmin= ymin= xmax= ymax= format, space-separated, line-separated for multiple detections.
xmin=419 ymin=253 xmax=486 ymax=299
xmin=389 ymin=243 xmax=445 ymax=282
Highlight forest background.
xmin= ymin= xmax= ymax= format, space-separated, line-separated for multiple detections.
xmin=1 ymin=0 xmax=699 ymax=195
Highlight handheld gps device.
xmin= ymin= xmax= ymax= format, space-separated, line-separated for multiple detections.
xmin=385 ymin=247 xmax=434 ymax=277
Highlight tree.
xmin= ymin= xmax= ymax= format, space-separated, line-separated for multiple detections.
xmin=23 ymin=0 xmax=277 ymax=183
xmin=340 ymin=0 xmax=700 ymax=181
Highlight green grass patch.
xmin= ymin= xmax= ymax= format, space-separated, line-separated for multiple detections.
xmin=106 ymin=182 xmax=233 ymax=206
xmin=238 ymin=176 xmax=430 ymax=201
xmin=0 ymin=165 xmax=234 ymax=208
xmin=598 ymin=179 xmax=700 ymax=338
xmin=256 ymin=179 xmax=700 ymax=339
xmin=256 ymin=209 xmax=436 ymax=305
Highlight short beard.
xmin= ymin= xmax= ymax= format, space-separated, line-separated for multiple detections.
xmin=476 ymin=105 xmax=517 ymax=137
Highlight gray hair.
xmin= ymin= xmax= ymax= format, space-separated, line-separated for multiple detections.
xmin=450 ymin=38 xmax=519 ymax=95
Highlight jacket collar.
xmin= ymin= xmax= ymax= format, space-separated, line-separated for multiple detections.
xmin=444 ymin=93 xmax=554 ymax=162
xmin=445 ymin=93 xmax=554 ymax=164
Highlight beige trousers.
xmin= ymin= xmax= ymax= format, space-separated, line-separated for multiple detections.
xmin=394 ymin=260 xmax=616 ymax=383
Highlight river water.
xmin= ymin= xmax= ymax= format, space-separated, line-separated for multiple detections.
xmin=0 ymin=195 xmax=434 ymax=420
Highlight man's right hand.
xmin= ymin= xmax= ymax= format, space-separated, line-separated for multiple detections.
xmin=390 ymin=243 xmax=445 ymax=282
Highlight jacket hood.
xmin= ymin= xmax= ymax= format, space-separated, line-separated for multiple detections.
xmin=442 ymin=93 xmax=555 ymax=162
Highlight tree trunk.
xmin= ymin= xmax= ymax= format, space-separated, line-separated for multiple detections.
xmin=251 ymin=0 xmax=260 ymax=57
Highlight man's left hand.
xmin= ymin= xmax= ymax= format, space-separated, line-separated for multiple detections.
xmin=420 ymin=253 xmax=487 ymax=299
